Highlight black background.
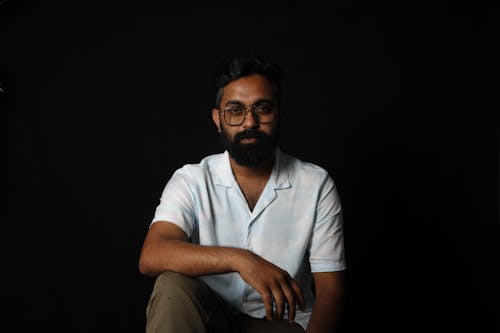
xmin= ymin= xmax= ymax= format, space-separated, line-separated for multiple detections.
xmin=1 ymin=1 xmax=499 ymax=332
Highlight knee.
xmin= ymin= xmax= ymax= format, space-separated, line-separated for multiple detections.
xmin=153 ymin=271 xmax=204 ymax=301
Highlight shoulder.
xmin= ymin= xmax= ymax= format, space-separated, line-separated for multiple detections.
xmin=172 ymin=152 xmax=226 ymax=181
xmin=280 ymin=149 xmax=332 ymax=182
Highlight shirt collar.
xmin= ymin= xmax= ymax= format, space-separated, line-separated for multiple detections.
xmin=214 ymin=147 xmax=291 ymax=190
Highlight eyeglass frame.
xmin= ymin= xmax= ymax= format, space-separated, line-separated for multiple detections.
xmin=217 ymin=102 xmax=278 ymax=127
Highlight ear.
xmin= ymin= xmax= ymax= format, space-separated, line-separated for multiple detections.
xmin=212 ymin=108 xmax=222 ymax=133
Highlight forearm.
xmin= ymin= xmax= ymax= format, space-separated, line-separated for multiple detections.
xmin=306 ymin=293 xmax=342 ymax=333
xmin=139 ymin=237 xmax=248 ymax=277
xmin=306 ymin=272 xmax=344 ymax=333
xmin=139 ymin=222 xmax=306 ymax=322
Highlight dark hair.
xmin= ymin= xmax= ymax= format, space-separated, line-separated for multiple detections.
xmin=213 ymin=55 xmax=282 ymax=108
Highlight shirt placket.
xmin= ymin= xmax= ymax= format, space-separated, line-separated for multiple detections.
xmin=241 ymin=186 xmax=279 ymax=313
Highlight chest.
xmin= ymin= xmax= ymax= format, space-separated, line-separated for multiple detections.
xmin=193 ymin=182 xmax=318 ymax=254
xmin=240 ymin=185 xmax=264 ymax=211
xmin=237 ymin=182 xmax=266 ymax=211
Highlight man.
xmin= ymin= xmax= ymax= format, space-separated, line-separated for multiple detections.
xmin=139 ymin=55 xmax=346 ymax=333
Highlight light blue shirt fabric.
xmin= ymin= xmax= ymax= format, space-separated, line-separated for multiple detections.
xmin=151 ymin=148 xmax=346 ymax=329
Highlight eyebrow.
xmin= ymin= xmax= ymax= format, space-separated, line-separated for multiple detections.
xmin=224 ymin=98 xmax=274 ymax=106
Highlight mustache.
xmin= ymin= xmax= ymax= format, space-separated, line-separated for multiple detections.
xmin=234 ymin=130 xmax=269 ymax=142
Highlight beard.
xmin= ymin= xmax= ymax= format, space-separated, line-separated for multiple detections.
xmin=219 ymin=124 xmax=280 ymax=167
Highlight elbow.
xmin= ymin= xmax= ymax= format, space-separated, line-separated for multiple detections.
xmin=138 ymin=261 xmax=149 ymax=276
xmin=138 ymin=252 xmax=158 ymax=277
xmin=138 ymin=257 xmax=150 ymax=276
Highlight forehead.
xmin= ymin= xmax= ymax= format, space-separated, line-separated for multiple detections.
xmin=221 ymin=74 xmax=275 ymax=105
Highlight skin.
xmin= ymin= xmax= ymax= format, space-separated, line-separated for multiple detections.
xmin=139 ymin=74 xmax=344 ymax=332
xmin=212 ymin=74 xmax=278 ymax=210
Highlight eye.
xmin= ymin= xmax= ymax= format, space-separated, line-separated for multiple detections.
xmin=254 ymin=104 xmax=273 ymax=114
xmin=225 ymin=106 xmax=244 ymax=115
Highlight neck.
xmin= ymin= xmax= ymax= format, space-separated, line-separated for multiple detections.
xmin=229 ymin=156 xmax=274 ymax=180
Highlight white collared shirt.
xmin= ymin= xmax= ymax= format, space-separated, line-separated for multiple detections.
xmin=151 ymin=148 xmax=345 ymax=329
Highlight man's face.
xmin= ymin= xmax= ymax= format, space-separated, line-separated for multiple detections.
xmin=212 ymin=74 xmax=280 ymax=167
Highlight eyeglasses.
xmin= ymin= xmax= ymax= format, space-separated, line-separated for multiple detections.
xmin=220 ymin=103 xmax=276 ymax=126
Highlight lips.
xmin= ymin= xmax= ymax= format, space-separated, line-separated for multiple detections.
xmin=237 ymin=134 xmax=263 ymax=144
xmin=240 ymin=137 xmax=260 ymax=144
xmin=235 ymin=130 xmax=265 ymax=143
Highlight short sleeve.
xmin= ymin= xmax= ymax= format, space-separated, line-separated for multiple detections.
xmin=308 ymin=174 xmax=346 ymax=272
xmin=151 ymin=170 xmax=196 ymax=237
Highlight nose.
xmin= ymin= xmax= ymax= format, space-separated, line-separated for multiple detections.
xmin=242 ymin=109 xmax=259 ymax=129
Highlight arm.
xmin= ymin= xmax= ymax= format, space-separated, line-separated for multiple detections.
xmin=138 ymin=221 xmax=241 ymax=277
xmin=138 ymin=221 xmax=305 ymax=321
xmin=306 ymin=271 xmax=345 ymax=333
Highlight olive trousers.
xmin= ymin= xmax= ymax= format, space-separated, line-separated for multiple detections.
xmin=146 ymin=271 xmax=305 ymax=333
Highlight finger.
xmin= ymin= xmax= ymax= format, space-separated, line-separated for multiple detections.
xmin=290 ymin=279 xmax=305 ymax=311
xmin=281 ymin=283 xmax=296 ymax=322
xmin=271 ymin=285 xmax=286 ymax=320
xmin=261 ymin=291 xmax=274 ymax=320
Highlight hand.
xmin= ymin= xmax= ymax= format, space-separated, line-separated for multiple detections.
xmin=235 ymin=250 xmax=305 ymax=322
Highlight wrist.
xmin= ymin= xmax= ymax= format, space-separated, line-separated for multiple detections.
xmin=227 ymin=247 xmax=250 ymax=273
